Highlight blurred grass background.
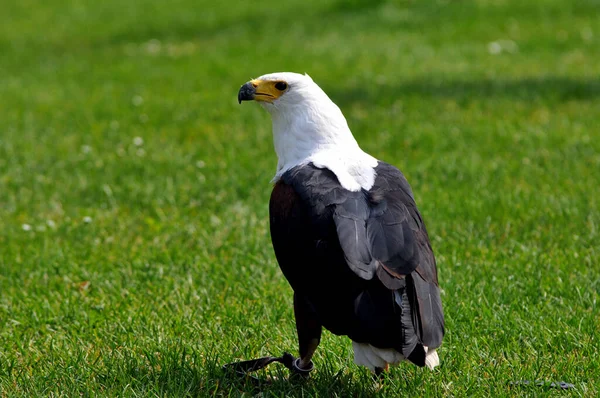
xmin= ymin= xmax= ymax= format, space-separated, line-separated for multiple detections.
xmin=0 ymin=0 xmax=599 ymax=396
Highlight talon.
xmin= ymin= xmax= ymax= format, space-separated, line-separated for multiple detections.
xmin=374 ymin=364 xmax=389 ymax=381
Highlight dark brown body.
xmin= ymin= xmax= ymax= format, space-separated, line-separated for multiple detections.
xmin=270 ymin=180 xmax=368 ymax=337
xmin=268 ymin=163 xmax=444 ymax=367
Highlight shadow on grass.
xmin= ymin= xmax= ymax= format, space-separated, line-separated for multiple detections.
xmin=157 ymin=365 xmax=375 ymax=397
xmin=95 ymin=346 xmax=376 ymax=397
xmin=214 ymin=367 xmax=375 ymax=397
xmin=329 ymin=76 xmax=600 ymax=106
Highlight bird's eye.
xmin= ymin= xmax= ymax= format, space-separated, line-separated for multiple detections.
xmin=275 ymin=82 xmax=288 ymax=91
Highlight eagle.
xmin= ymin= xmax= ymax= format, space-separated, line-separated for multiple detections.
xmin=238 ymin=72 xmax=444 ymax=375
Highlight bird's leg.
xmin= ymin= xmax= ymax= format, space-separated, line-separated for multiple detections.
xmin=370 ymin=364 xmax=389 ymax=392
xmin=374 ymin=364 xmax=389 ymax=382
xmin=294 ymin=294 xmax=322 ymax=373
xmin=299 ymin=338 xmax=319 ymax=369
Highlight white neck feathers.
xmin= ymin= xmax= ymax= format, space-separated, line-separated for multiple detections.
xmin=261 ymin=74 xmax=377 ymax=191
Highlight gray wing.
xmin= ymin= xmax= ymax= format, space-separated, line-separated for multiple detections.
xmin=372 ymin=162 xmax=444 ymax=349
xmin=283 ymin=162 xmax=444 ymax=349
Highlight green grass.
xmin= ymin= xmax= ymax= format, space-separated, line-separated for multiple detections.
xmin=1 ymin=0 xmax=599 ymax=396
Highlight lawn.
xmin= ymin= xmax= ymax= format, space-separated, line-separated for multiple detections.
xmin=1 ymin=0 xmax=599 ymax=396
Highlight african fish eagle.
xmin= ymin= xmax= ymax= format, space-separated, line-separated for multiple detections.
xmin=238 ymin=72 xmax=444 ymax=375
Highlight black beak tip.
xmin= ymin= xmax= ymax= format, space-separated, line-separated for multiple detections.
xmin=238 ymin=82 xmax=255 ymax=104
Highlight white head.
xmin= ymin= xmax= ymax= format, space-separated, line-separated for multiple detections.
xmin=238 ymin=72 xmax=377 ymax=191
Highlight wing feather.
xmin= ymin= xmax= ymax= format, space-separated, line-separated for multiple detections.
xmin=282 ymin=162 xmax=444 ymax=350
